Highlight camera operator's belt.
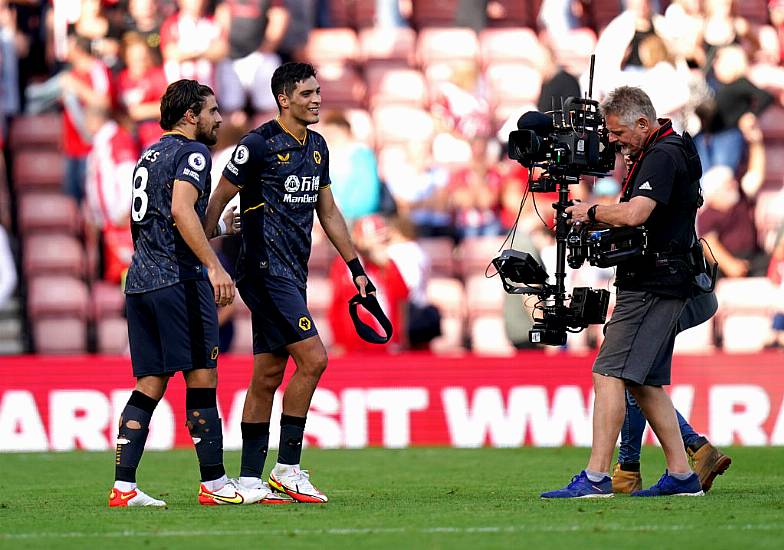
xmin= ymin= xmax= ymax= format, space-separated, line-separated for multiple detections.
xmin=348 ymin=294 xmax=393 ymax=344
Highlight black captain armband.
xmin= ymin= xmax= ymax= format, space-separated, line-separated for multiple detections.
xmin=587 ymin=204 xmax=598 ymax=223
xmin=347 ymin=257 xmax=376 ymax=293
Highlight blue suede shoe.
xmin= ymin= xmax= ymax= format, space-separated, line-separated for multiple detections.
xmin=631 ymin=471 xmax=704 ymax=497
xmin=541 ymin=470 xmax=614 ymax=499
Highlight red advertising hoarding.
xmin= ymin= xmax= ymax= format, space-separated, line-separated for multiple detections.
xmin=1 ymin=352 xmax=783 ymax=452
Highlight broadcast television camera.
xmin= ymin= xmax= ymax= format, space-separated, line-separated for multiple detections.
xmin=493 ymin=58 xmax=646 ymax=346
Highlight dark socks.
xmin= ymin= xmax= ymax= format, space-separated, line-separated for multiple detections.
xmin=240 ymin=422 xmax=271 ymax=478
xmin=185 ymin=388 xmax=225 ymax=482
xmin=115 ymin=390 xmax=159 ymax=483
xmin=687 ymin=436 xmax=709 ymax=453
xmin=277 ymin=414 xmax=306 ymax=465
xmin=619 ymin=462 xmax=641 ymax=473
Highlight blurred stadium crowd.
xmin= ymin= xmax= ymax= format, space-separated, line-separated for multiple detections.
xmin=1 ymin=0 xmax=783 ymax=356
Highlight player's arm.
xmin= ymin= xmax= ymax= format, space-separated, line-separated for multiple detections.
xmin=316 ymin=185 xmax=373 ymax=297
xmin=205 ymin=176 xmax=240 ymax=238
xmin=172 ymin=180 xmax=235 ymax=306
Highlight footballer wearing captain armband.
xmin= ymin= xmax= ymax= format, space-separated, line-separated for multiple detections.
xmin=205 ymin=62 xmax=378 ymax=503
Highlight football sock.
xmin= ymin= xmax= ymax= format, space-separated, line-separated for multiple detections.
xmin=113 ymin=480 xmax=136 ymax=492
xmin=278 ymin=414 xmax=306 ymax=466
xmin=670 ymin=470 xmax=694 ymax=480
xmin=686 ymin=436 xmax=709 ymax=453
xmin=115 ymin=390 xmax=159 ymax=483
xmin=185 ymin=388 xmax=225 ymax=483
xmin=619 ymin=462 xmax=641 ymax=472
xmin=201 ymin=475 xmax=228 ymax=492
xmin=239 ymin=421 xmax=270 ymax=478
xmin=585 ymin=469 xmax=609 ymax=482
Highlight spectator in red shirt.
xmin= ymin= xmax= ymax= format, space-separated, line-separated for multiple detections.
xmin=328 ymin=215 xmax=408 ymax=354
xmin=115 ymin=33 xmax=168 ymax=149
xmin=83 ymin=106 xmax=138 ymax=283
xmin=160 ymin=0 xmax=228 ymax=89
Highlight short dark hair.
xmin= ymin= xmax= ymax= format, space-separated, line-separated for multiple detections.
xmin=271 ymin=62 xmax=317 ymax=111
xmin=159 ymin=79 xmax=215 ymax=130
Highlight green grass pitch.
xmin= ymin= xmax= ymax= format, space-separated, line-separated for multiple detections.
xmin=1 ymin=447 xmax=783 ymax=549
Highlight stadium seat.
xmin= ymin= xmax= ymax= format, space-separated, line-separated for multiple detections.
xmin=549 ymin=28 xmax=598 ymax=77
xmin=326 ymin=0 xmax=352 ymax=27
xmin=23 ymin=234 xmax=85 ymax=278
xmin=12 ymin=150 xmax=65 ymax=193
xmin=716 ymin=277 xmax=780 ymax=312
xmin=736 ymin=0 xmax=772 ymax=25
xmin=96 ymin=316 xmax=129 ymax=354
xmin=359 ymin=27 xmax=417 ymax=68
xmin=366 ymin=67 xmax=428 ymax=108
xmin=589 ymin=0 xmax=622 ymax=31
xmin=484 ymin=62 xmax=543 ymax=109
xmin=754 ymin=189 xmax=784 ymax=252
xmin=418 ymin=237 xmax=456 ymax=277
xmin=27 ymin=275 xmax=90 ymax=320
xmin=427 ymin=277 xmax=467 ymax=353
xmin=314 ymin=63 xmax=366 ymax=109
xmin=454 ymin=235 xmax=507 ymax=279
xmin=487 ymin=0 xmax=537 ymax=28
xmin=310 ymin=108 xmax=374 ymax=146
xmin=417 ymin=28 xmax=479 ymax=67
xmin=470 ymin=315 xmax=515 ymax=355
xmin=478 ymin=28 xmax=544 ymax=69
xmin=304 ymin=28 xmax=360 ymax=67
xmin=90 ymin=281 xmax=125 ymax=321
xmin=759 ymin=105 xmax=784 ymax=141
xmin=372 ymin=106 xmax=434 ymax=147
xmin=715 ymin=278 xmax=781 ymax=352
xmin=307 ymin=275 xmax=333 ymax=317
xmin=17 ymin=193 xmax=80 ymax=235
xmin=674 ymin=317 xmax=715 ymax=354
xmin=9 ymin=114 xmax=62 ymax=151
xmin=721 ymin=314 xmax=773 ymax=353
xmin=465 ymin=274 xmax=506 ymax=317
xmin=411 ymin=0 xmax=460 ymax=28
xmin=33 ymin=317 xmax=87 ymax=354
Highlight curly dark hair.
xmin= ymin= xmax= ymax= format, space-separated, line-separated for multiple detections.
xmin=159 ymin=79 xmax=215 ymax=131
xmin=271 ymin=62 xmax=317 ymax=112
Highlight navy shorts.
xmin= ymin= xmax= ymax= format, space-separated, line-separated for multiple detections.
xmin=126 ymin=279 xmax=219 ymax=378
xmin=238 ymin=275 xmax=318 ymax=354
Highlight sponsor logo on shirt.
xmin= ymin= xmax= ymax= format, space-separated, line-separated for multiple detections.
xmin=282 ymin=175 xmax=320 ymax=203
xmin=183 ymin=168 xmax=200 ymax=181
xmin=226 ymin=162 xmax=239 ymax=176
xmin=277 ymin=152 xmax=290 ymax=163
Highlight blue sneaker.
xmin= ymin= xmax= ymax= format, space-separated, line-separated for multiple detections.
xmin=541 ymin=470 xmax=614 ymax=499
xmin=631 ymin=471 xmax=704 ymax=497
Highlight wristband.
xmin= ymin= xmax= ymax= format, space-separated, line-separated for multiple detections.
xmin=347 ymin=257 xmax=365 ymax=279
xmin=218 ymin=218 xmax=227 ymax=236
xmin=587 ymin=204 xmax=598 ymax=223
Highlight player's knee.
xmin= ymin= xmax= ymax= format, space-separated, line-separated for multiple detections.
xmin=252 ymin=371 xmax=283 ymax=396
xmin=304 ymin=351 xmax=328 ymax=379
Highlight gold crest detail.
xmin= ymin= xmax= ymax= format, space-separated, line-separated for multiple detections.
xmin=277 ymin=153 xmax=290 ymax=162
xmin=298 ymin=316 xmax=312 ymax=331
xmin=313 ymin=150 xmax=321 ymax=164
xmin=211 ymin=346 xmax=219 ymax=360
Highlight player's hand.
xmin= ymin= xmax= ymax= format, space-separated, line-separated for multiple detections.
xmin=354 ymin=275 xmax=376 ymax=298
xmin=222 ymin=206 xmax=241 ymax=235
xmin=208 ymin=265 xmax=235 ymax=306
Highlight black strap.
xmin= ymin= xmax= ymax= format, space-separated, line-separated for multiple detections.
xmin=348 ymin=293 xmax=393 ymax=344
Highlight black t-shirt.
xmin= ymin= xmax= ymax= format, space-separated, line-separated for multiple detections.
xmin=615 ymin=124 xmax=702 ymax=298
xmin=126 ymin=133 xmax=212 ymax=294
xmin=222 ymin=119 xmax=331 ymax=288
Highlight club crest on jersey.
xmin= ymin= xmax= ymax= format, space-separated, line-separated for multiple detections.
xmin=211 ymin=346 xmax=219 ymax=360
xmin=277 ymin=152 xmax=290 ymax=163
xmin=233 ymin=145 xmax=249 ymax=165
xmin=313 ymin=150 xmax=321 ymax=164
xmin=188 ymin=152 xmax=206 ymax=171
xmin=298 ymin=316 xmax=312 ymax=331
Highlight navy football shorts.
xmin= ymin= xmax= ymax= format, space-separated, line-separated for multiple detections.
xmin=237 ymin=275 xmax=318 ymax=354
xmin=126 ymin=279 xmax=219 ymax=378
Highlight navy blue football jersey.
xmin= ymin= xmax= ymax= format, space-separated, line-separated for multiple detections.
xmin=222 ymin=119 xmax=331 ymax=288
xmin=125 ymin=132 xmax=213 ymax=294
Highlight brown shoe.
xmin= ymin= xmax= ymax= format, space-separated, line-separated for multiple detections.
xmin=688 ymin=443 xmax=732 ymax=492
xmin=611 ymin=463 xmax=643 ymax=494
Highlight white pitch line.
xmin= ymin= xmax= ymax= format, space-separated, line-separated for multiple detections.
xmin=2 ymin=524 xmax=782 ymax=540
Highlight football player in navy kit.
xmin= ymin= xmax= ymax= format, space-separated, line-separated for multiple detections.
xmin=110 ymin=79 xmax=288 ymax=507
xmin=205 ymin=63 xmax=373 ymax=503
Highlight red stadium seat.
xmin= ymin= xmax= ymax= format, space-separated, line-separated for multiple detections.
xmin=589 ymin=0 xmax=622 ymax=31
xmin=359 ymin=27 xmax=417 ymax=68
xmin=765 ymin=143 xmax=784 ymax=181
xmin=12 ymin=150 xmax=65 ymax=193
xmin=90 ymin=280 xmax=125 ymax=321
xmin=417 ymin=28 xmax=479 ymax=67
xmin=28 ymin=275 xmax=90 ymax=320
xmin=23 ymin=234 xmax=85 ymax=278
xmin=736 ymin=0 xmax=771 ymax=25
xmin=411 ymin=0 xmax=459 ymax=29
xmin=18 ymin=193 xmax=80 ymax=235
xmin=33 ymin=317 xmax=87 ymax=354
xmin=9 ymin=114 xmax=62 ymax=151
xmin=326 ymin=0 xmax=352 ymax=27
xmin=315 ymin=63 xmax=367 ymax=109
xmin=454 ymin=235 xmax=507 ymax=279
xmin=479 ymin=28 xmax=544 ymax=69
xmin=465 ymin=274 xmax=506 ymax=318
xmin=366 ymin=67 xmax=428 ymax=108
xmin=427 ymin=277 xmax=467 ymax=353
xmin=96 ymin=316 xmax=129 ymax=354
xmin=418 ymin=237 xmax=456 ymax=278
xmin=304 ymin=28 xmax=360 ymax=67
xmin=759 ymin=105 xmax=784 ymax=141
xmin=755 ymin=189 xmax=784 ymax=252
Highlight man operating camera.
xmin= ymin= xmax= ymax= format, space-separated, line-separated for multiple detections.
xmin=542 ymin=86 xmax=705 ymax=498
